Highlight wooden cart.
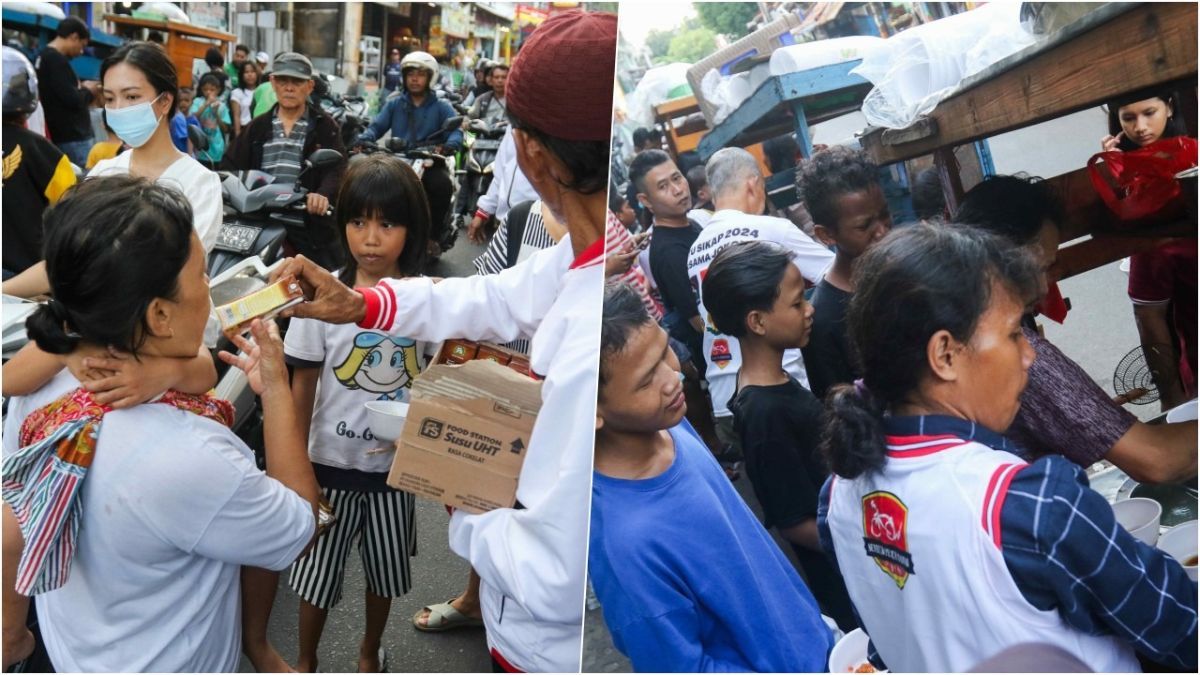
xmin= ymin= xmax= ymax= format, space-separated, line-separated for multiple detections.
xmin=652 ymin=94 xmax=773 ymax=179
xmin=103 ymin=15 xmax=237 ymax=89
xmin=856 ymin=2 xmax=1198 ymax=281
xmin=691 ymin=59 xmax=931 ymax=220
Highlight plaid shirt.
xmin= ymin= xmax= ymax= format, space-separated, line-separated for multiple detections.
xmin=819 ymin=415 xmax=1198 ymax=671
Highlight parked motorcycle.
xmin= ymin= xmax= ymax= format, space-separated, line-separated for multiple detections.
xmin=455 ymin=117 xmax=506 ymax=229
xmin=207 ymin=148 xmax=344 ymax=278
xmin=318 ymin=87 xmax=369 ymax=151
xmin=353 ymin=115 xmax=465 ymax=258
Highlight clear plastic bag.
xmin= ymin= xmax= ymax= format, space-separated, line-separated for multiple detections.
xmin=625 ymin=63 xmax=693 ymax=128
xmin=853 ymin=3 xmax=1035 ymax=129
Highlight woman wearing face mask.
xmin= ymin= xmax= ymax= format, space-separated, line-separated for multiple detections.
xmin=1 ymin=42 xmax=222 ymax=300
xmin=89 ymin=42 xmax=222 ymax=253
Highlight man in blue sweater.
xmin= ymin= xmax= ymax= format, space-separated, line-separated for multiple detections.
xmin=589 ymin=280 xmax=834 ymax=672
xmin=355 ymin=50 xmax=462 ymax=246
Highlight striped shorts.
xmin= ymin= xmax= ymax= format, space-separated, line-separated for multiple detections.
xmin=287 ymin=487 xmax=417 ymax=609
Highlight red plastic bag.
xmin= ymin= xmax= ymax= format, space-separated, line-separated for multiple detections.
xmin=1087 ymin=137 xmax=1198 ymax=220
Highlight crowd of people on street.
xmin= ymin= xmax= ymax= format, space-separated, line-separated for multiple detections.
xmin=2 ymin=7 xmax=617 ymax=673
xmin=2 ymin=4 xmax=1198 ymax=675
xmin=591 ymin=81 xmax=1198 ymax=671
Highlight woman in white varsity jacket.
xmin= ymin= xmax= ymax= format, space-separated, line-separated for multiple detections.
xmin=272 ymin=10 xmax=617 ymax=672
xmin=816 ymin=223 xmax=1196 ymax=673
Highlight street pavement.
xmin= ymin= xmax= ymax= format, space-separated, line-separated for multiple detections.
xmin=240 ymin=234 xmax=495 ymax=673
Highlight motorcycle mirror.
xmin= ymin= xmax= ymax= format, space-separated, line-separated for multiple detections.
xmin=307 ymin=148 xmax=344 ymax=168
xmin=188 ymin=125 xmax=209 ymax=152
xmin=444 ymin=115 xmax=464 ymax=131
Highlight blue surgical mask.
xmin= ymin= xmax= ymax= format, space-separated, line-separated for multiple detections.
xmin=105 ymin=93 xmax=165 ymax=148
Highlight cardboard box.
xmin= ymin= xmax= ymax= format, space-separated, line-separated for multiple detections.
xmin=387 ymin=359 xmax=542 ymax=514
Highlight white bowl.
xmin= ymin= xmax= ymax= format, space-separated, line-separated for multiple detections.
xmin=364 ymin=401 xmax=410 ymax=442
xmin=1112 ymin=497 xmax=1163 ymax=545
xmin=828 ymin=628 xmax=884 ymax=673
xmin=1166 ymin=400 xmax=1198 ymax=424
xmin=1158 ymin=520 xmax=1198 ymax=581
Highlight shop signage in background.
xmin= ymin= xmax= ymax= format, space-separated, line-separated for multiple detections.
xmin=475 ymin=2 xmax=517 ymax=23
xmin=441 ymin=3 xmax=472 ymax=39
xmin=182 ymin=2 xmax=228 ymax=31
xmin=474 ymin=23 xmax=497 ymax=41
xmin=515 ymin=4 xmax=548 ymax=26
xmin=428 ymin=15 xmax=447 ymax=58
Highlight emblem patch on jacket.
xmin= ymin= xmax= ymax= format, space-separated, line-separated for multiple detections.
xmin=711 ymin=338 xmax=732 ymax=368
xmin=862 ymin=490 xmax=915 ymax=588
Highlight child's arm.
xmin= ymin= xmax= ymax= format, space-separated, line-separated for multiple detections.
xmin=1 ymin=262 xmax=51 ymax=299
xmin=777 ymin=518 xmax=822 ymax=552
xmin=289 ymin=366 xmax=319 ymax=445
xmin=2 ymin=343 xmax=74 ymax=397
xmin=78 ymin=345 xmax=217 ymax=407
xmin=2 ymin=342 xmax=217 ymax=406
xmin=2 ymin=505 xmax=33 ymax=670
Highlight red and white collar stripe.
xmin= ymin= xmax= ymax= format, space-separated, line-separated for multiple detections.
xmin=884 ymin=433 xmax=969 ymax=458
xmin=569 ymin=236 xmax=605 ymax=270
xmin=981 ymin=462 xmax=1025 ymax=548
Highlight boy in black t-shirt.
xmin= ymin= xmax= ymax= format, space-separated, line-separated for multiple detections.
xmin=796 ymin=147 xmax=893 ymax=399
xmin=704 ymin=240 xmax=858 ymax=631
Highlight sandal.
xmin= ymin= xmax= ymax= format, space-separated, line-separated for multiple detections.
xmin=412 ymin=600 xmax=484 ymax=632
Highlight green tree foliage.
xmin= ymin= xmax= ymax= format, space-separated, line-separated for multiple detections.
xmin=694 ymin=2 xmax=759 ymax=39
xmin=645 ymin=28 xmax=673 ymax=60
xmin=665 ymin=25 xmax=717 ymax=65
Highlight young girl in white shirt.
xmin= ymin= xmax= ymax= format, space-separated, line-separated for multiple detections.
xmin=243 ymin=155 xmax=432 ymax=673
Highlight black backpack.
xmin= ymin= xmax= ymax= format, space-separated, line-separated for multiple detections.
xmin=504 ymin=199 xmax=537 ymax=269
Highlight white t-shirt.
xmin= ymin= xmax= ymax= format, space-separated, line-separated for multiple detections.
xmin=35 ymin=402 xmax=314 ymax=672
xmin=89 ymin=152 xmax=222 ymax=254
xmin=230 ymin=87 xmax=255 ymax=126
xmin=686 ymin=209 xmax=834 ymax=417
xmin=284 ymin=317 xmax=428 ymax=473
xmin=2 ymin=370 xmax=79 ymax=459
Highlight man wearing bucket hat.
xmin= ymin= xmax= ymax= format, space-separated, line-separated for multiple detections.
xmin=273 ymin=10 xmax=615 ymax=671
xmin=224 ymin=51 xmax=347 ymax=271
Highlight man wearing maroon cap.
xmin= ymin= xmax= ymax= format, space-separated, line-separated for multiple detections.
xmin=272 ymin=9 xmax=615 ymax=672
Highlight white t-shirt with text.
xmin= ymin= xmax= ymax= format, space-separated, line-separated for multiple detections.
xmin=686 ymin=210 xmax=834 ymax=417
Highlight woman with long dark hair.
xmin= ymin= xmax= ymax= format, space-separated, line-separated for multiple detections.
xmin=2 ymin=41 xmax=221 ymax=299
xmin=818 ymin=223 xmax=1196 ymax=672
xmin=1 ymin=176 xmax=319 ymax=671
xmin=1099 ymin=88 xmax=1197 ymax=411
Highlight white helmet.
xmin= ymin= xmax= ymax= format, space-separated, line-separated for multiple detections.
xmin=399 ymin=51 xmax=439 ymax=88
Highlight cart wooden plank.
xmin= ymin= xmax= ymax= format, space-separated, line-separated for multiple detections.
xmin=860 ymin=2 xmax=1198 ymax=165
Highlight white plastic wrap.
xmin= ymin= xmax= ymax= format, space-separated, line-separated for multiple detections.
xmin=624 ymin=63 xmax=693 ymax=129
xmin=768 ymin=36 xmax=886 ymax=76
xmin=702 ymin=36 xmax=885 ymax=126
xmin=852 ymin=3 xmax=1036 ymax=129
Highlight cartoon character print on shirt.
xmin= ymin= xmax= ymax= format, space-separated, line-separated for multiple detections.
xmin=332 ymin=332 xmax=421 ymax=401
xmin=862 ymin=490 xmax=915 ymax=589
